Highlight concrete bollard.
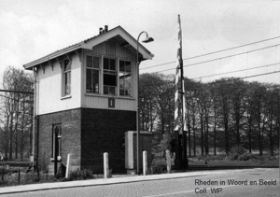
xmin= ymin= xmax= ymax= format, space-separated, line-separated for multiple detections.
xmin=65 ymin=153 xmax=71 ymax=179
xmin=142 ymin=150 xmax=148 ymax=175
xmin=103 ymin=152 xmax=109 ymax=178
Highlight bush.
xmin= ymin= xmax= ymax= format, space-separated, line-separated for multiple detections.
xmin=68 ymin=169 xmax=93 ymax=181
xmin=229 ymin=146 xmax=247 ymax=155
xmin=238 ymin=153 xmax=253 ymax=161
xmin=228 ymin=146 xmax=247 ymax=160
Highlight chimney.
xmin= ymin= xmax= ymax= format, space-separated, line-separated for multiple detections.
xmin=99 ymin=27 xmax=103 ymax=34
xmin=104 ymin=25 xmax=108 ymax=32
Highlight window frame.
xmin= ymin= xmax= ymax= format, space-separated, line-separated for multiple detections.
xmin=103 ymin=57 xmax=117 ymax=96
xmin=84 ymin=54 xmax=135 ymax=98
xmin=62 ymin=58 xmax=71 ymax=97
xmin=119 ymin=59 xmax=132 ymax=97
xmin=86 ymin=55 xmax=101 ymax=94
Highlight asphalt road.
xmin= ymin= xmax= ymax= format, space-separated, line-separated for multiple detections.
xmin=4 ymin=168 xmax=280 ymax=197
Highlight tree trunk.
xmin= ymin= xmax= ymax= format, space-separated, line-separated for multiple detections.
xmin=14 ymin=111 xmax=19 ymax=160
xmin=235 ymin=113 xmax=240 ymax=150
xmin=277 ymin=122 xmax=280 ymax=151
xmin=15 ymin=131 xmax=18 ymax=159
xmin=223 ymin=99 xmax=229 ymax=155
xmin=187 ymin=123 xmax=191 ymax=157
xmin=205 ymin=114 xmax=209 ymax=155
xmin=9 ymin=111 xmax=13 ymax=160
xmin=258 ymin=115 xmax=263 ymax=156
xmin=161 ymin=112 xmax=165 ymax=133
xmin=200 ymin=113 xmax=204 ymax=156
xmin=20 ymin=102 xmax=25 ymax=161
xmin=247 ymin=115 xmax=252 ymax=153
xmin=149 ymin=101 xmax=153 ymax=132
xmin=213 ymin=104 xmax=217 ymax=156
xmin=234 ymin=99 xmax=241 ymax=151
xmin=248 ymin=125 xmax=252 ymax=153
xmin=192 ymin=105 xmax=196 ymax=156
xmin=193 ymin=128 xmax=196 ymax=157
xmin=269 ymin=121 xmax=274 ymax=156
xmin=224 ymin=116 xmax=229 ymax=155
xmin=213 ymin=124 xmax=217 ymax=156
xmin=4 ymin=113 xmax=10 ymax=158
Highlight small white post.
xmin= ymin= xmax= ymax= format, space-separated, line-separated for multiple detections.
xmin=65 ymin=153 xmax=71 ymax=179
xmin=142 ymin=150 xmax=148 ymax=175
xmin=30 ymin=155 xmax=34 ymax=163
xmin=103 ymin=152 xmax=109 ymax=178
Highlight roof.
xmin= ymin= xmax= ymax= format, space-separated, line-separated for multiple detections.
xmin=23 ymin=26 xmax=154 ymax=70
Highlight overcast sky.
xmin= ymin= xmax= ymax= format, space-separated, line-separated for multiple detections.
xmin=0 ymin=0 xmax=280 ymax=85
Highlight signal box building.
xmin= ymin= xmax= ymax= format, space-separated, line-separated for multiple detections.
xmin=23 ymin=26 xmax=153 ymax=174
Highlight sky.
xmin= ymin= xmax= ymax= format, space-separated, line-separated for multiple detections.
xmin=0 ymin=0 xmax=280 ymax=85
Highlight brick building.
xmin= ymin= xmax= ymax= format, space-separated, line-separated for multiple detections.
xmin=23 ymin=26 xmax=153 ymax=174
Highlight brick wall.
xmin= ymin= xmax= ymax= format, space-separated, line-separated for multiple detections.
xmin=37 ymin=108 xmax=136 ymax=174
xmin=81 ymin=108 xmax=136 ymax=173
xmin=37 ymin=109 xmax=81 ymax=172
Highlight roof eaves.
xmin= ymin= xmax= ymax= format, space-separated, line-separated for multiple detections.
xmin=117 ymin=26 xmax=154 ymax=59
xmin=23 ymin=25 xmax=154 ymax=69
xmin=23 ymin=42 xmax=84 ymax=70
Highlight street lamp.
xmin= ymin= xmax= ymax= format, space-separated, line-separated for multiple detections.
xmin=136 ymin=31 xmax=154 ymax=175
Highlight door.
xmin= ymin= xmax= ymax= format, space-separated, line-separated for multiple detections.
xmin=52 ymin=124 xmax=61 ymax=175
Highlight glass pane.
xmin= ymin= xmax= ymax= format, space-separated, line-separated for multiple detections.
xmin=120 ymin=63 xmax=125 ymax=72
xmin=64 ymin=72 xmax=71 ymax=95
xmin=86 ymin=56 xmax=92 ymax=68
xmin=86 ymin=69 xmax=99 ymax=93
xmin=104 ymin=58 xmax=116 ymax=71
xmin=104 ymin=86 xmax=115 ymax=95
xmin=109 ymin=59 xmax=116 ymax=70
xmin=125 ymin=62 xmax=131 ymax=72
xmin=86 ymin=69 xmax=93 ymax=92
xmin=119 ymin=60 xmax=131 ymax=72
xmin=92 ymin=57 xmax=100 ymax=68
xmin=104 ymin=73 xmax=117 ymax=86
xmin=103 ymin=58 xmax=109 ymax=70
xmin=119 ymin=69 xmax=131 ymax=96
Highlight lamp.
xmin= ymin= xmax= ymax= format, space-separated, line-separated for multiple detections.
xmin=136 ymin=31 xmax=154 ymax=175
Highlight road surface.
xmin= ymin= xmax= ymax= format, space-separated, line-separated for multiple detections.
xmin=3 ymin=168 xmax=279 ymax=197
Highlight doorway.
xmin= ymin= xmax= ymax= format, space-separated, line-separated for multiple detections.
xmin=52 ymin=124 xmax=61 ymax=175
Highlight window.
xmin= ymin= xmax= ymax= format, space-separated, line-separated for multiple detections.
xmin=62 ymin=59 xmax=71 ymax=96
xmin=86 ymin=56 xmax=100 ymax=93
xmin=119 ymin=60 xmax=132 ymax=96
xmin=52 ymin=124 xmax=62 ymax=159
xmin=103 ymin=58 xmax=117 ymax=95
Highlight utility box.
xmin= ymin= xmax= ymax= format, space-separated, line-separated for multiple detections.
xmin=125 ymin=131 xmax=153 ymax=173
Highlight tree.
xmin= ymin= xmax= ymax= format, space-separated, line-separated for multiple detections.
xmin=138 ymin=72 xmax=280 ymax=157
xmin=209 ymin=83 xmax=220 ymax=155
xmin=244 ymin=83 xmax=256 ymax=153
xmin=139 ymin=73 xmax=175 ymax=133
xmin=230 ymin=79 xmax=247 ymax=151
xmin=139 ymin=73 xmax=160 ymax=132
xmin=264 ymin=86 xmax=279 ymax=156
xmin=212 ymin=79 xmax=232 ymax=155
xmin=1 ymin=66 xmax=33 ymax=160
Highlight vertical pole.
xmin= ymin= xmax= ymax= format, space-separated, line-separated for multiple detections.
xmin=103 ymin=152 xmax=109 ymax=178
xmin=142 ymin=150 xmax=147 ymax=175
xmin=65 ymin=153 xmax=71 ymax=179
xmin=31 ymin=69 xmax=37 ymax=167
xmin=136 ymin=31 xmax=153 ymax=174
xmin=136 ymin=34 xmax=140 ymax=175
xmin=178 ymin=14 xmax=188 ymax=169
